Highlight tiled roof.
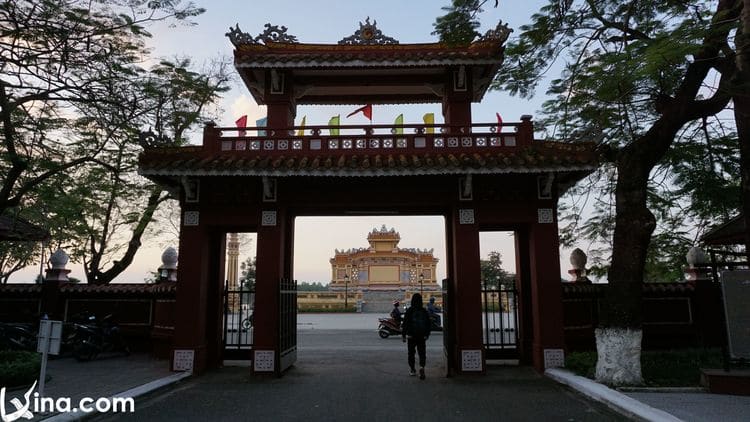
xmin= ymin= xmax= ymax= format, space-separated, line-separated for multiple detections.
xmin=562 ymin=282 xmax=696 ymax=294
xmin=234 ymin=41 xmax=504 ymax=68
xmin=139 ymin=142 xmax=598 ymax=178
xmin=0 ymin=283 xmax=176 ymax=295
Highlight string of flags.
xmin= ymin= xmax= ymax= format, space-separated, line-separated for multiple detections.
xmin=234 ymin=108 xmax=504 ymax=136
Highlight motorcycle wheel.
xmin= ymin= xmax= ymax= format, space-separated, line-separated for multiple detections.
xmin=378 ymin=329 xmax=389 ymax=339
xmin=73 ymin=337 xmax=97 ymax=362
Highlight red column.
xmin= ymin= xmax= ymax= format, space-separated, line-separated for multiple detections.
xmin=528 ymin=219 xmax=565 ymax=372
xmin=449 ymin=207 xmax=485 ymax=373
xmin=252 ymin=208 xmax=287 ymax=374
xmin=172 ymin=216 xmax=211 ymax=373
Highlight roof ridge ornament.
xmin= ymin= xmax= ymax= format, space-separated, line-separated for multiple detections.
xmin=479 ymin=20 xmax=513 ymax=44
xmin=338 ymin=17 xmax=399 ymax=45
xmin=226 ymin=23 xmax=299 ymax=47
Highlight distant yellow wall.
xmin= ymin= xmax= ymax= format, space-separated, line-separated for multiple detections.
xmin=369 ymin=265 xmax=399 ymax=283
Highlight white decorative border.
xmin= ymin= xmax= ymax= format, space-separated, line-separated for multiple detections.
xmin=461 ymin=349 xmax=482 ymax=371
xmin=254 ymin=350 xmax=275 ymax=372
xmin=544 ymin=348 xmax=565 ymax=368
xmin=537 ymin=208 xmax=553 ymax=224
xmin=261 ymin=210 xmax=277 ymax=226
xmin=459 ymin=209 xmax=475 ymax=225
xmin=183 ymin=211 xmax=199 ymax=226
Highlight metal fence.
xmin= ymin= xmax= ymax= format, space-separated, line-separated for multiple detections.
xmin=481 ymin=283 xmax=519 ymax=359
xmin=222 ymin=279 xmax=254 ymax=360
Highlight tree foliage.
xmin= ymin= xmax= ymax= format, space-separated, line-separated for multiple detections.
xmin=432 ymin=0 xmax=491 ymax=44
xmin=480 ymin=251 xmax=515 ymax=288
xmin=1 ymin=1 xmax=230 ymax=284
xmin=240 ymin=256 xmax=257 ymax=290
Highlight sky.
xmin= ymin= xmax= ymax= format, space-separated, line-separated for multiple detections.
xmin=11 ymin=0 xmax=577 ymax=285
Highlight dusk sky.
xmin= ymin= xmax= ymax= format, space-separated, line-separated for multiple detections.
xmin=12 ymin=0 xmax=575 ymax=284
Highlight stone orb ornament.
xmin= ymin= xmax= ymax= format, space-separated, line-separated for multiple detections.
xmin=685 ymin=246 xmax=708 ymax=268
xmin=161 ymin=247 xmax=178 ymax=270
xmin=569 ymin=248 xmax=587 ymax=270
xmin=49 ymin=248 xmax=69 ymax=269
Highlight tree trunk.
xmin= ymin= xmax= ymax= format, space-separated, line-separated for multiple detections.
xmin=85 ymin=187 xmax=167 ymax=284
xmin=736 ymin=0 xmax=750 ymax=261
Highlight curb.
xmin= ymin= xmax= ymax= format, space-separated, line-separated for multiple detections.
xmin=545 ymin=368 xmax=683 ymax=422
xmin=41 ymin=371 xmax=192 ymax=421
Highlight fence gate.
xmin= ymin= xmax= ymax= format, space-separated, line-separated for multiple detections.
xmin=222 ymin=279 xmax=254 ymax=360
xmin=482 ymin=282 xmax=519 ymax=359
xmin=279 ymin=278 xmax=297 ymax=372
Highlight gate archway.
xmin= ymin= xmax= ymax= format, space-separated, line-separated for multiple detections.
xmin=138 ymin=20 xmax=597 ymax=376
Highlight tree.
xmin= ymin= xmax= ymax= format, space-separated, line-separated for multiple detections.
xmin=479 ymin=251 xmax=515 ymax=288
xmin=434 ymin=0 xmax=741 ymax=384
xmin=70 ymin=59 xmax=229 ymax=284
xmin=432 ymin=0 xmax=495 ymax=44
xmin=495 ymin=0 xmax=739 ymax=385
xmin=240 ymin=256 xmax=257 ymax=290
xmin=298 ymin=282 xmax=328 ymax=291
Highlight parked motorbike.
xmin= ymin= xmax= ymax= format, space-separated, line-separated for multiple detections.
xmin=377 ymin=317 xmax=402 ymax=338
xmin=71 ymin=313 xmax=130 ymax=361
xmin=0 ymin=322 xmax=37 ymax=351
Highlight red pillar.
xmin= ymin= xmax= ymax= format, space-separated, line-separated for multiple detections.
xmin=252 ymin=208 xmax=287 ymax=374
xmin=528 ymin=219 xmax=565 ymax=372
xmin=449 ymin=207 xmax=485 ymax=373
xmin=172 ymin=214 xmax=224 ymax=374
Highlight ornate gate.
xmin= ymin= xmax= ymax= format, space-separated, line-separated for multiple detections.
xmin=482 ymin=282 xmax=519 ymax=359
xmin=278 ymin=277 xmax=297 ymax=372
xmin=222 ymin=279 xmax=254 ymax=360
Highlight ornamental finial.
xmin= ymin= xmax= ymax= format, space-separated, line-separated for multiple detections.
xmin=479 ymin=20 xmax=513 ymax=44
xmin=339 ymin=17 xmax=399 ymax=45
xmin=226 ymin=23 xmax=299 ymax=47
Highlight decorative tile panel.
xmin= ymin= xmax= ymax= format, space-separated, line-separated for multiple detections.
xmin=310 ymin=139 xmax=321 ymax=150
xmin=342 ymin=139 xmax=353 ymax=149
xmin=383 ymin=139 xmax=393 ymax=148
xmin=414 ymin=137 xmax=426 ymax=148
xmin=235 ymin=140 xmax=247 ymax=150
xmin=448 ymin=137 xmax=459 ymax=147
xmin=369 ymin=139 xmax=380 ymax=148
xmin=459 ymin=209 xmax=474 ymax=225
xmin=254 ymin=350 xmax=275 ymax=372
xmin=396 ymin=138 xmax=407 ymax=148
xmin=434 ymin=138 xmax=444 ymax=147
xmin=173 ymin=349 xmax=195 ymax=372
xmin=183 ymin=211 xmax=199 ymax=226
xmin=538 ymin=208 xmax=554 ymax=224
xmin=490 ymin=137 xmax=501 ymax=146
xmin=292 ymin=140 xmax=303 ymax=150
xmin=355 ymin=139 xmax=366 ymax=149
xmin=328 ymin=139 xmax=339 ymax=149
xmin=221 ymin=141 xmax=232 ymax=151
xmin=544 ymin=349 xmax=565 ymax=368
xmin=476 ymin=137 xmax=487 ymax=147
xmin=504 ymin=136 xmax=516 ymax=147
xmin=263 ymin=140 xmax=275 ymax=150
xmin=277 ymin=140 xmax=288 ymax=150
xmin=261 ymin=211 xmax=277 ymax=226
xmin=250 ymin=141 xmax=261 ymax=150
xmin=461 ymin=350 xmax=482 ymax=371
xmin=461 ymin=137 xmax=473 ymax=147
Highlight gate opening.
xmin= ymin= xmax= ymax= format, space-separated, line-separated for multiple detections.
xmin=223 ymin=232 xmax=257 ymax=362
xmin=479 ymin=231 xmax=519 ymax=360
xmin=292 ymin=216 xmax=447 ymax=348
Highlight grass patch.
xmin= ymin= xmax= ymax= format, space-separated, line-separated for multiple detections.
xmin=0 ymin=350 xmax=40 ymax=388
xmin=564 ymin=349 xmax=723 ymax=387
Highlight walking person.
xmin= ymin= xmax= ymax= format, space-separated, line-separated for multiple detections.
xmin=402 ymin=293 xmax=430 ymax=379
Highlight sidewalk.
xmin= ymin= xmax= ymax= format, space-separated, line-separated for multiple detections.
xmin=10 ymin=315 xmax=749 ymax=421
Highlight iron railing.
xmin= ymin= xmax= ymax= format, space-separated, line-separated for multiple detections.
xmin=482 ymin=283 xmax=519 ymax=359
xmin=222 ymin=279 xmax=254 ymax=360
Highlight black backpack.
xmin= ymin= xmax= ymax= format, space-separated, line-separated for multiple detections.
xmin=411 ymin=308 xmax=430 ymax=337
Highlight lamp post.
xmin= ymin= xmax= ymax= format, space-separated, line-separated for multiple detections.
xmin=419 ymin=274 xmax=424 ymax=296
xmin=344 ymin=273 xmax=349 ymax=310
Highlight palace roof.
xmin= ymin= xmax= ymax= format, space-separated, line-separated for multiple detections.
xmin=227 ymin=19 xmax=512 ymax=105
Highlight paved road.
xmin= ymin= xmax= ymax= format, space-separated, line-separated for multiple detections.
xmin=95 ymin=330 xmax=626 ymax=422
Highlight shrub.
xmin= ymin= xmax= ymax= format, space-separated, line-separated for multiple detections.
xmin=565 ymin=351 xmax=597 ymax=378
xmin=0 ymin=350 xmax=40 ymax=388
